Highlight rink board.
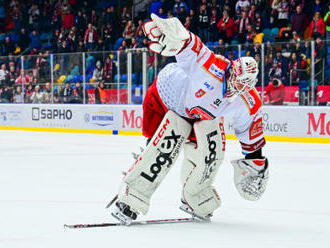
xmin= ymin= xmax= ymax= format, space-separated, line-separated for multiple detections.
xmin=0 ymin=104 xmax=329 ymax=143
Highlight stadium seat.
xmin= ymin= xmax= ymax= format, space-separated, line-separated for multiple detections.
xmin=299 ymin=80 xmax=309 ymax=92
xmin=10 ymin=33 xmax=19 ymax=42
xmin=262 ymin=28 xmax=271 ymax=38
xmin=270 ymin=27 xmax=279 ymax=38
xmin=114 ymin=37 xmax=124 ymax=50
xmin=40 ymin=32 xmax=48 ymax=41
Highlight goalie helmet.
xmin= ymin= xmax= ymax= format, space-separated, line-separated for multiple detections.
xmin=226 ymin=57 xmax=259 ymax=101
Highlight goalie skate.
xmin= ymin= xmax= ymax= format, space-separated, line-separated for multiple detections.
xmin=179 ymin=200 xmax=212 ymax=221
xmin=111 ymin=202 xmax=139 ymax=226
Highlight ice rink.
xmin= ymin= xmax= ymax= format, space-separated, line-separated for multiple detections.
xmin=1 ymin=130 xmax=330 ymax=248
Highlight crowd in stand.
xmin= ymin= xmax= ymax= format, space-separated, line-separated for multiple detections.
xmin=0 ymin=0 xmax=329 ymax=104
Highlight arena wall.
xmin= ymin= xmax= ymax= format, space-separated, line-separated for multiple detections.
xmin=0 ymin=104 xmax=329 ymax=143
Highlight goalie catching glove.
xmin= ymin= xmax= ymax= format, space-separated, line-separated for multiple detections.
xmin=143 ymin=14 xmax=190 ymax=56
xmin=231 ymin=157 xmax=269 ymax=201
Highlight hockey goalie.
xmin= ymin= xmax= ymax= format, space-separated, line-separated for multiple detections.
xmin=111 ymin=14 xmax=269 ymax=225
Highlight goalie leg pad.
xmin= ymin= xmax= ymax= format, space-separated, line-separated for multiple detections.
xmin=181 ymin=118 xmax=226 ymax=217
xmin=118 ymin=110 xmax=192 ymax=214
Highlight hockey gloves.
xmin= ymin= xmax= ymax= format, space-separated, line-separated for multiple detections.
xmin=143 ymin=14 xmax=190 ymax=56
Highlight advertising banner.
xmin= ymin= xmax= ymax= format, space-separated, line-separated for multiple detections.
xmin=0 ymin=104 xmax=329 ymax=140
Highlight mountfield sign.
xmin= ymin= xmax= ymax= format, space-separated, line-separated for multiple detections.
xmin=122 ymin=108 xmax=143 ymax=129
xmin=307 ymin=112 xmax=330 ymax=136
xmin=0 ymin=104 xmax=329 ymax=141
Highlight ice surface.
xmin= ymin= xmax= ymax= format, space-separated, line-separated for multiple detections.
xmin=0 ymin=130 xmax=329 ymax=248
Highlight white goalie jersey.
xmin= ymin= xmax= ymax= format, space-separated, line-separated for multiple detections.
xmin=156 ymin=34 xmax=265 ymax=155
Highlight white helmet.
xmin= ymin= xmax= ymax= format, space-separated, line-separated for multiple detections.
xmin=226 ymin=56 xmax=259 ymax=101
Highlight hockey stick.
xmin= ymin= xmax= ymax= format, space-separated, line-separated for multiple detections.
xmin=105 ymin=194 xmax=118 ymax=209
xmin=64 ymin=217 xmax=199 ymax=229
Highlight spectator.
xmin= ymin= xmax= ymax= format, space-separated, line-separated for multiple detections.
xmin=136 ymin=30 xmax=145 ymax=48
xmin=95 ymin=39 xmax=106 ymax=52
xmin=287 ymin=52 xmax=300 ymax=84
xmin=292 ymin=5 xmax=309 ymax=37
xmin=43 ymin=82 xmax=52 ymax=103
xmin=0 ymin=64 xmax=9 ymax=86
xmin=173 ymin=0 xmax=189 ymax=14
xmin=29 ymin=30 xmax=42 ymax=50
xmin=94 ymin=81 xmax=106 ymax=104
xmin=276 ymin=0 xmax=289 ymax=28
xmin=3 ymin=37 xmax=15 ymax=56
xmin=158 ymin=7 xmax=167 ymax=19
xmin=118 ymin=40 xmax=128 ymax=51
xmin=325 ymin=3 xmax=330 ymax=40
xmin=269 ymin=61 xmax=282 ymax=82
xmin=309 ymin=11 xmax=326 ymax=38
xmin=103 ymin=57 xmax=113 ymax=86
xmin=120 ymin=7 xmax=131 ymax=30
xmin=208 ymin=8 xmax=220 ymax=42
xmin=197 ymin=4 xmax=209 ymax=43
xmin=7 ymin=65 xmax=18 ymax=87
xmin=24 ymin=84 xmax=34 ymax=103
xmin=266 ymin=78 xmax=285 ymax=105
xmin=178 ymin=6 xmax=188 ymax=24
xmin=17 ymin=28 xmax=31 ymax=53
xmin=237 ymin=11 xmax=250 ymax=43
xmin=13 ymin=85 xmax=24 ymax=103
xmin=89 ymin=9 xmax=98 ymax=27
xmin=0 ymin=84 xmax=13 ymax=103
xmin=76 ymin=40 xmax=86 ymax=52
xmin=254 ymin=11 xmax=263 ymax=33
xmin=31 ymin=85 xmax=45 ymax=103
xmin=130 ymin=37 xmax=139 ymax=49
xmin=103 ymin=24 xmax=115 ymax=50
xmin=217 ymin=10 xmax=235 ymax=44
xmin=28 ymin=4 xmax=40 ymax=30
xmin=188 ymin=9 xmax=199 ymax=34
xmin=72 ymin=82 xmax=84 ymax=103
xmin=84 ymin=23 xmax=98 ymax=51
xmin=60 ymin=82 xmax=73 ymax=103
xmin=92 ymin=61 xmax=103 ymax=83
xmin=15 ymin=70 xmax=30 ymax=86
xmin=236 ymin=0 xmax=250 ymax=12
xmin=123 ymin=20 xmax=136 ymax=41
xmin=135 ymin=20 xmax=144 ymax=38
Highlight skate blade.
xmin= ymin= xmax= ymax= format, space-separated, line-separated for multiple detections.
xmin=179 ymin=205 xmax=211 ymax=222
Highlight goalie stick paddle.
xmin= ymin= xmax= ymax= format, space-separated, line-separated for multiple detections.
xmin=64 ymin=217 xmax=199 ymax=229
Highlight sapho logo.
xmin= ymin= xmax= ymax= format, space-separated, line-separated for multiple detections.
xmin=140 ymin=125 xmax=184 ymax=183
xmin=32 ymin=107 xmax=72 ymax=121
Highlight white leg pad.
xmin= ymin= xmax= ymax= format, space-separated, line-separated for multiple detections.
xmin=118 ymin=111 xmax=192 ymax=214
xmin=181 ymin=118 xmax=226 ymax=217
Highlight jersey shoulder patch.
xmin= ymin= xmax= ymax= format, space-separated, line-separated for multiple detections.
xmin=240 ymin=88 xmax=262 ymax=115
xmin=202 ymin=53 xmax=230 ymax=81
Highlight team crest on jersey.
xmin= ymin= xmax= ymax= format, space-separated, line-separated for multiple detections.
xmin=209 ymin=64 xmax=225 ymax=80
xmin=203 ymin=82 xmax=214 ymax=90
xmin=249 ymin=118 xmax=263 ymax=139
xmin=195 ymin=89 xmax=206 ymax=98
